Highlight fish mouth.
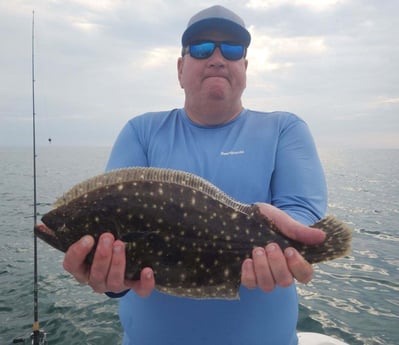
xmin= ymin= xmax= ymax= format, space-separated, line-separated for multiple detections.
xmin=34 ymin=223 xmax=65 ymax=252
xmin=35 ymin=223 xmax=56 ymax=237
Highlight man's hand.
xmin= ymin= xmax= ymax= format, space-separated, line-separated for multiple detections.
xmin=241 ymin=203 xmax=326 ymax=291
xmin=63 ymin=233 xmax=155 ymax=297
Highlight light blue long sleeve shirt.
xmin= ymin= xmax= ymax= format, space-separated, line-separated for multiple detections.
xmin=106 ymin=108 xmax=327 ymax=345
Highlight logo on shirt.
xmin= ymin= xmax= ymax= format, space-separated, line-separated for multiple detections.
xmin=220 ymin=150 xmax=245 ymax=156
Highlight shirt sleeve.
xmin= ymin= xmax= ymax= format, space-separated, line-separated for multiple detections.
xmin=271 ymin=116 xmax=327 ymax=225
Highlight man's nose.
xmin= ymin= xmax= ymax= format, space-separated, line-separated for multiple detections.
xmin=208 ymin=47 xmax=226 ymax=67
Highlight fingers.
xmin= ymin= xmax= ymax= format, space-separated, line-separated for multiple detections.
xmin=285 ymin=247 xmax=314 ymax=284
xmin=241 ymin=245 xmax=292 ymax=292
xmin=241 ymin=258 xmax=257 ymax=289
xmin=251 ymin=247 xmax=275 ymax=291
xmin=264 ymin=244 xmax=293 ymax=288
xmin=241 ymin=244 xmax=312 ymax=291
xmin=89 ymin=233 xmax=115 ymax=293
xmin=256 ymin=203 xmax=326 ymax=245
xmin=104 ymin=240 xmax=127 ymax=293
xmin=125 ymin=267 xmax=155 ymax=298
xmin=63 ymin=232 xmax=155 ymax=297
xmin=63 ymin=235 xmax=95 ymax=284
xmin=106 ymin=240 xmax=155 ymax=297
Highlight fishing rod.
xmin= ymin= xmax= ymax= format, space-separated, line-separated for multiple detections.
xmin=13 ymin=10 xmax=48 ymax=345
xmin=13 ymin=12 xmax=51 ymax=345
xmin=31 ymin=9 xmax=45 ymax=345
xmin=31 ymin=10 xmax=47 ymax=345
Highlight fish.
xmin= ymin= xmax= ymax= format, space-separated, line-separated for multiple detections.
xmin=34 ymin=167 xmax=352 ymax=300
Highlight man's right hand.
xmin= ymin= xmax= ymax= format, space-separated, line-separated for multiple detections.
xmin=63 ymin=232 xmax=155 ymax=297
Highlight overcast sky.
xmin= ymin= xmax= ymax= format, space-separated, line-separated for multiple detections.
xmin=1 ymin=0 xmax=398 ymax=149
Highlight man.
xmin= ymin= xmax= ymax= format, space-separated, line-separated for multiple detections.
xmin=63 ymin=5 xmax=327 ymax=345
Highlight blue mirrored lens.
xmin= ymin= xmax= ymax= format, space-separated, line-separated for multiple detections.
xmin=190 ymin=42 xmax=216 ymax=59
xmin=189 ymin=42 xmax=245 ymax=61
xmin=220 ymin=43 xmax=244 ymax=60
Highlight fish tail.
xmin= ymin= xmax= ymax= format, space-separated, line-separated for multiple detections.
xmin=299 ymin=216 xmax=352 ymax=264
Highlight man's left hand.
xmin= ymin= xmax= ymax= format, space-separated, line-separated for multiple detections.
xmin=240 ymin=203 xmax=326 ymax=291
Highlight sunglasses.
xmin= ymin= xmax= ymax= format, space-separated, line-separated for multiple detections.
xmin=182 ymin=41 xmax=247 ymax=61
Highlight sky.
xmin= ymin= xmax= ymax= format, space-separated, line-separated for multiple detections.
xmin=0 ymin=0 xmax=398 ymax=149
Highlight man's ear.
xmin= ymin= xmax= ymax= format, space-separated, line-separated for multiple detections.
xmin=177 ymin=57 xmax=184 ymax=88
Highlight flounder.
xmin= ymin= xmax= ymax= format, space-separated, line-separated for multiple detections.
xmin=34 ymin=167 xmax=352 ymax=299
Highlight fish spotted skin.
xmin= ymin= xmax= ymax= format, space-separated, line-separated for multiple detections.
xmin=34 ymin=167 xmax=352 ymax=299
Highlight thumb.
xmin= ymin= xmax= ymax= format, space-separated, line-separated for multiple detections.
xmin=256 ymin=203 xmax=326 ymax=245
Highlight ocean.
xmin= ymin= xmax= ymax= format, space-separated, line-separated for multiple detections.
xmin=0 ymin=147 xmax=398 ymax=345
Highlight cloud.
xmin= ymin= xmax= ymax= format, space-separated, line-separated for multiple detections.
xmin=373 ymin=97 xmax=399 ymax=106
xmin=246 ymin=0 xmax=346 ymax=12
xmin=0 ymin=0 xmax=398 ymax=148
xmin=247 ymin=28 xmax=328 ymax=75
xmin=68 ymin=0 xmax=122 ymax=11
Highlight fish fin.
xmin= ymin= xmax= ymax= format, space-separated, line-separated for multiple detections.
xmin=156 ymin=283 xmax=240 ymax=300
xmin=53 ymin=167 xmax=252 ymax=214
xmin=299 ymin=216 xmax=352 ymax=264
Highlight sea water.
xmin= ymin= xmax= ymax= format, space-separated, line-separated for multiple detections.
xmin=0 ymin=147 xmax=398 ymax=345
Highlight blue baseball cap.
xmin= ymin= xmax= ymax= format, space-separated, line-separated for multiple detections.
xmin=182 ymin=5 xmax=251 ymax=47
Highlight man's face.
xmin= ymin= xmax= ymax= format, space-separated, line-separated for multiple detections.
xmin=178 ymin=31 xmax=248 ymax=106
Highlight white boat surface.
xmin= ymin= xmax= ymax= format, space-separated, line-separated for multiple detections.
xmin=298 ymin=332 xmax=350 ymax=345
